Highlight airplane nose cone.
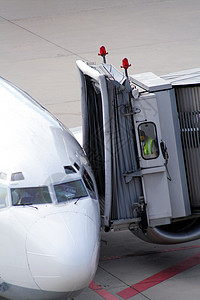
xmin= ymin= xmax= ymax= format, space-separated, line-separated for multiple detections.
xmin=26 ymin=212 xmax=100 ymax=292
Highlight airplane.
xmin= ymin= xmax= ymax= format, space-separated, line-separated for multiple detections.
xmin=0 ymin=76 xmax=100 ymax=300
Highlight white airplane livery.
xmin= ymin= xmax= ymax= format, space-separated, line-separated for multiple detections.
xmin=0 ymin=77 xmax=100 ymax=300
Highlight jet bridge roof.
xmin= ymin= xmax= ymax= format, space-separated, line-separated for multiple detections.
xmin=130 ymin=72 xmax=172 ymax=92
xmin=130 ymin=68 xmax=200 ymax=92
xmin=161 ymin=68 xmax=200 ymax=86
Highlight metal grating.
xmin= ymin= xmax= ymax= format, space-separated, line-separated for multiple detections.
xmin=175 ymin=86 xmax=200 ymax=208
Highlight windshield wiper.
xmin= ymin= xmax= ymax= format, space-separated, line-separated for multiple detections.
xmin=14 ymin=203 xmax=38 ymax=210
xmin=74 ymin=198 xmax=80 ymax=205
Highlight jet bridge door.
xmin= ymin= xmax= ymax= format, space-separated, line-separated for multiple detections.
xmin=132 ymin=93 xmax=172 ymax=226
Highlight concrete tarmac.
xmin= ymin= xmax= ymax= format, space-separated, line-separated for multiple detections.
xmin=1 ymin=1 xmax=200 ymax=299
xmin=1 ymin=0 xmax=200 ymax=128
xmin=77 ymin=231 xmax=200 ymax=300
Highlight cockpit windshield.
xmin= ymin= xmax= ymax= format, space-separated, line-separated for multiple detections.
xmin=54 ymin=179 xmax=88 ymax=203
xmin=11 ymin=186 xmax=52 ymax=206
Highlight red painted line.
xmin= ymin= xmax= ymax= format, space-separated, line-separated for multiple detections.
xmin=89 ymin=281 xmax=119 ymax=300
xmin=117 ymin=252 xmax=200 ymax=299
xmin=100 ymin=244 xmax=200 ymax=261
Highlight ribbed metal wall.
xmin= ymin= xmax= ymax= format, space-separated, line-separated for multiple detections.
xmin=83 ymin=75 xmax=143 ymax=221
xmin=108 ymin=81 xmax=143 ymax=220
xmin=83 ymin=75 xmax=105 ymax=216
xmin=175 ymin=86 xmax=200 ymax=208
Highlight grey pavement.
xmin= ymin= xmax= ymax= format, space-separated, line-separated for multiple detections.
xmin=77 ymin=230 xmax=200 ymax=300
xmin=1 ymin=1 xmax=200 ymax=299
xmin=1 ymin=0 xmax=200 ymax=129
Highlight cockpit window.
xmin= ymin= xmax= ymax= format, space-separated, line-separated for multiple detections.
xmin=0 ymin=186 xmax=9 ymax=209
xmin=11 ymin=186 xmax=52 ymax=206
xmin=64 ymin=165 xmax=77 ymax=174
xmin=54 ymin=179 xmax=88 ymax=203
xmin=82 ymin=169 xmax=96 ymax=198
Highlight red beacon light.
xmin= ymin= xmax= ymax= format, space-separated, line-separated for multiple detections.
xmin=121 ymin=58 xmax=131 ymax=77
xmin=121 ymin=58 xmax=131 ymax=69
xmin=98 ymin=46 xmax=108 ymax=63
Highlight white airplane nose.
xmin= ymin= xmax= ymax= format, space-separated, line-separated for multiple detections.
xmin=26 ymin=212 xmax=100 ymax=293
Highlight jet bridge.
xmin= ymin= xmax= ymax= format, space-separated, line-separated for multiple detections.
xmin=76 ymin=52 xmax=200 ymax=244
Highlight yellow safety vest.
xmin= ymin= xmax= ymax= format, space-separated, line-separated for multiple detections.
xmin=144 ymin=138 xmax=154 ymax=155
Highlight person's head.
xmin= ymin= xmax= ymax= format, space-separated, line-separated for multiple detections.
xmin=139 ymin=130 xmax=146 ymax=142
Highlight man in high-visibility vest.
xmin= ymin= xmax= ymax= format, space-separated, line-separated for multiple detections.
xmin=140 ymin=130 xmax=158 ymax=158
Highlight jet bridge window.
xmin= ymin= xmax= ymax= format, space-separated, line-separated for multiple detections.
xmin=11 ymin=186 xmax=52 ymax=206
xmin=54 ymin=179 xmax=88 ymax=203
xmin=138 ymin=123 xmax=159 ymax=159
